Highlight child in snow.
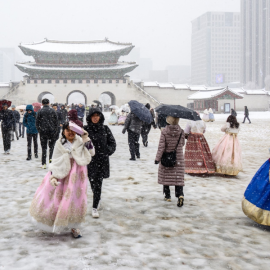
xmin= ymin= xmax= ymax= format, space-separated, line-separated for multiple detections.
xmin=29 ymin=122 xmax=95 ymax=238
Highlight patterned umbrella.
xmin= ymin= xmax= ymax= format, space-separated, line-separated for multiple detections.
xmin=0 ymin=99 xmax=12 ymax=110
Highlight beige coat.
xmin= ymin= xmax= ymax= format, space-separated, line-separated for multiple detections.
xmin=155 ymin=125 xmax=185 ymax=186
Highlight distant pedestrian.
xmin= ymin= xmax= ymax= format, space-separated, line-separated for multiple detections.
xmin=155 ymin=116 xmax=185 ymax=207
xmin=141 ymin=103 xmax=156 ymax=147
xmin=60 ymin=105 xmax=68 ymax=125
xmin=36 ymin=98 xmax=58 ymax=169
xmin=0 ymin=103 xmax=15 ymax=154
xmin=23 ymin=105 xmax=38 ymax=160
xmin=231 ymin=108 xmax=237 ymax=117
xmin=76 ymin=103 xmax=85 ymax=123
xmin=19 ymin=109 xmax=25 ymax=138
xmin=156 ymin=112 xmax=167 ymax=130
xmin=84 ymin=107 xmax=116 ymax=218
xmin=202 ymin=109 xmax=209 ymax=122
xmin=208 ymin=108 xmax=215 ymax=122
xmin=122 ymin=112 xmax=143 ymax=160
xmin=52 ymin=104 xmax=63 ymax=139
xmin=11 ymin=105 xmax=20 ymax=140
xmin=243 ymin=106 xmax=251 ymax=124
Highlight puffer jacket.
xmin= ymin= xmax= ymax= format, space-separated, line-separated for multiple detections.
xmin=122 ymin=113 xmax=143 ymax=134
xmin=155 ymin=124 xmax=185 ymax=186
xmin=23 ymin=105 xmax=38 ymax=134
xmin=76 ymin=105 xmax=85 ymax=118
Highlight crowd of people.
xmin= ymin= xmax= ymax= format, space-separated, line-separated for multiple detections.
xmin=0 ymin=99 xmax=267 ymax=238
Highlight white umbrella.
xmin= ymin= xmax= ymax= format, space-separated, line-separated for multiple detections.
xmin=109 ymin=105 xmax=119 ymax=110
xmin=16 ymin=105 xmax=26 ymax=110
xmin=120 ymin=105 xmax=130 ymax=113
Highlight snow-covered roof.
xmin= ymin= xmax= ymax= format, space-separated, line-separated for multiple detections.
xmin=19 ymin=39 xmax=134 ymax=54
xmin=244 ymin=89 xmax=267 ymax=95
xmin=188 ymin=87 xmax=243 ymax=100
xmin=173 ymin=84 xmax=190 ymax=90
xmin=143 ymin=82 xmax=158 ymax=87
xmin=158 ymin=83 xmax=174 ymax=88
xmin=0 ymin=83 xmax=9 ymax=87
xmin=15 ymin=62 xmax=137 ymax=71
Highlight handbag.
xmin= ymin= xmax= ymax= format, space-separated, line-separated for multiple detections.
xmin=161 ymin=131 xmax=183 ymax=167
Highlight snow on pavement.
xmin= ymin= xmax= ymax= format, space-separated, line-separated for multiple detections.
xmin=0 ymin=112 xmax=270 ymax=270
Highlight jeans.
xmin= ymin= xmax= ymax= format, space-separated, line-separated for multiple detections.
xmin=19 ymin=122 xmax=25 ymax=137
xmin=89 ymin=177 xmax=103 ymax=209
xmin=128 ymin=130 xmax=140 ymax=158
xmin=27 ymin=133 xmax=38 ymax=157
xmin=163 ymin=185 xmax=184 ymax=198
xmin=243 ymin=116 xmax=251 ymax=123
xmin=2 ymin=128 xmax=12 ymax=151
xmin=11 ymin=123 xmax=19 ymax=140
xmin=40 ymin=134 xmax=56 ymax=165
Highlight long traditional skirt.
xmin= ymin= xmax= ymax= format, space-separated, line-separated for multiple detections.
xmin=212 ymin=133 xmax=242 ymax=175
xmin=108 ymin=114 xmax=118 ymax=125
xmin=242 ymin=159 xmax=270 ymax=226
xmin=202 ymin=114 xmax=209 ymax=122
xmin=118 ymin=115 xmax=127 ymax=125
xmin=185 ymin=133 xmax=216 ymax=174
xmin=29 ymin=159 xmax=88 ymax=233
xmin=209 ymin=113 xmax=215 ymax=122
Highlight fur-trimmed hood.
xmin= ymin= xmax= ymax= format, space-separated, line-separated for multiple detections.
xmin=49 ymin=135 xmax=92 ymax=180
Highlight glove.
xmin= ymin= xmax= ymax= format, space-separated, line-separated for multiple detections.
xmin=81 ymin=129 xmax=90 ymax=143
xmin=50 ymin=177 xmax=59 ymax=187
xmin=122 ymin=129 xmax=126 ymax=134
xmin=155 ymin=160 xmax=159 ymax=164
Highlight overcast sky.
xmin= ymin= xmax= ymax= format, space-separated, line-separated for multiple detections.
xmin=0 ymin=0 xmax=240 ymax=69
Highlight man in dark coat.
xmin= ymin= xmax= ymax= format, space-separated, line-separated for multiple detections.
xmin=36 ymin=99 xmax=58 ymax=168
xmin=122 ymin=111 xmax=143 ymax=160
xmin=84 ymin=107 xmax=116 ymax=218
xmin=157 ymin=113 xmax=167 ymax=130
xmin=141 ymin=103 xmax=156 ymax=147
xmin=52 ymin=104 xmax=63 ymax=139
xmin=11 ymin=105 xmax=20 ymax=140
xmin=59 ymin=105 xmax=68 ymax=125
xmin=76 ymin=103 xmax=85 ymax=123
xmin=23 ymin=105 xmax=38 ymax=160
xmin=0 ymin=103 xmax=15 ymax=154
xmin=243 ymin=106 xmax=251 ymax=124
xmin=231 ymin=108 xmax=237 ymax=117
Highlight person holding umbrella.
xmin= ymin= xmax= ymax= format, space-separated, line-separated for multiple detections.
xmin=122 ymin=100 xmax=152 ymax=160
xmin=0 ymin=101 xmax=15 ymax=154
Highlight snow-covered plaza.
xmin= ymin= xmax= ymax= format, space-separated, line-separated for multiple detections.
xmin=1 ymin=112 xmax=270 ymax=270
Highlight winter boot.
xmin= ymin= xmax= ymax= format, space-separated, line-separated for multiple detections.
xmin=129 ymin=157 xmax=136 ymax=161
xmin=92 ymin=208 xmax=99 ymax=218
xmin=35 ymin=154 xmax=38 ymax=158
xmin=177 ymin=196 xmax=184 ymax=207
xmin=26 ymin=156 xmax=31 ymax=161
xmin=164 ymin=197 xmax=171 ymax=202
xmin=41 ymin=164 xmax=46 ymax=169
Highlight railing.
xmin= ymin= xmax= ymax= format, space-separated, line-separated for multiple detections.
xmin=2 ymin=82 xmax=20 ymax=99
xmin=133 ymin=82 xmax=161 ymax=106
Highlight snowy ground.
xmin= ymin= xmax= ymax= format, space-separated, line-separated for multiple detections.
xmin=0 ymin=112 xmax=270 ymax=270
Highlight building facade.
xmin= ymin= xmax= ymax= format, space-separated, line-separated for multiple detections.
xmin=191 ymin=12 xmax=241 ymax=86
xmin=241 ymin=0 xmax=270 ymax=89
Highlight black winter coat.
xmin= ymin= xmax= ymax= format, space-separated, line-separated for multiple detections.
xmin=0 ymin=109 xmax=15 ymax=130
xmin=231 ymin=109 xmax=237 ymax=117
xmin=244 ymin=107 xmax=249 ymax=116
xmin=122 ymin=113 xmax=143 ymax=135
xmin=84 ymin=107 xmax=116 ymax=179
xmin=12 ymin=110 xmax=20 ymax=123
xmin=60 ymin=108 xmax=68 ymax=124
xmin=157 ymin=113 xmax=167 ymax=129
xmin=36 ymin=105 xmax=58 ymax=135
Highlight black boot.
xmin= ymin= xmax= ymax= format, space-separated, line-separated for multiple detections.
xmin=129 ymin=157 xmax=136 ymax=161
xmin=35 ymin=154 xmax=38 ymax=158
xmin=26 ymin=156 xmax=31 ymax=161
xmin=177 ymin=196 xmax=184 ymax=207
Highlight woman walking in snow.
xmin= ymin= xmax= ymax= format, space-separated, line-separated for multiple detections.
xmin=29 ymin=123 xmax=95 ymax=238
xmin=155 ymin=116 xmax=185 ymax=207
xmin=84 ymin=107 xmax=116 ymax=218
xmin=108 ymin=109 xmax=118 ymax=125
xmin=212 ymin=115 xmax=242 ymax=175
xmin=184 ymin=119 xmax=215 ymax=174
xmin=202 ymin=109 xmax=209 ymax=122
xmin=208 ymin=108 xmax=215 ymax=122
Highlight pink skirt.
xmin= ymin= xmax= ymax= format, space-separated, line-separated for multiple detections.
xmin=212 ymin=133 xmax=242 ymax=175
xmin=29 ymin=159 xmax=88 ymax=233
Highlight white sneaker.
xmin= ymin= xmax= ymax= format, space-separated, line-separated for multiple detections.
xmin=92 ymin=208 xmax=99 ymax=218
xmin=41 ymin=164 xmax=46 ymax=169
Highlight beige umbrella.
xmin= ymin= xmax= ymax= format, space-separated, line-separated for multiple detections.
xmin=16 ymin=105 xmax=26 ymax=110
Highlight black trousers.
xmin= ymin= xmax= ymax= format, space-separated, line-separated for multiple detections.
xmin=78 ymin=117 xmax=83 ymax=123
xmin=141 ymin=125 xmax=151 ymax=146
xmin=2 ymin=128 xmax=12 ymax=151
xmin=128 ymin=130 xmax=140 ymax=158
xmin=19 ymin=123 xmax=25 ymax=137
xmin=27 ymin=133 xmax=38 ymax=157
xmin=163 ymin=185 xmax=184 ymax=198
xmin=89 ymin=177 xmax=103 ymax=209
xmin=40 ymin=134 xmax=56 ymax=165
xmin=243 ymin=116 xmax=251 ymax=123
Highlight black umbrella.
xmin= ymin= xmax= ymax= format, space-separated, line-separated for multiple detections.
xmin=128 ymin=100 xmax=152 ymax=124
xmin=155 ymin=104 xmax=201 ymax=121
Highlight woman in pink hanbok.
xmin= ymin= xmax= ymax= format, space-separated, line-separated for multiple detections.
xmin=212 ymin=115 xmax=242 ymax=176
xmin=29 ymin=123 xmax=95 ymax=238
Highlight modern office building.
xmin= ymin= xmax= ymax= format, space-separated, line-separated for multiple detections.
xmin=191 ymin=12 xmax=241 ymax=86
xmin=241 ymin=0 xmax=270 ymax=89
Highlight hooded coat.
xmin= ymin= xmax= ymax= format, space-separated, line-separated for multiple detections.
xmin=122 ymin=113 xmax=143 ymax=135
xmin=68 ymin=110 xmax=83 ymax=128
xmin=155 ymin=124 xmax=185 ymax=186
xmin=23 ymin=105 xmax=38 ymax=134
xmin=36 ymin=105 xmax=58 ymax=135
xmin=84 ymin=107 xmax=116 ymax=179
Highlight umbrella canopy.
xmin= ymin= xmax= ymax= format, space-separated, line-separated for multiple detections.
xmin=155 ymin=104 xmax=201 ymax=121
xmin=128 ymin=100 xmax=152 ymax=124
xmin=16 ymin=105 xmax=26 ymax=110
xmin=120 ymin=105 xmax=130 ymax=113
xmin=32 ymin=102 xmax=42 ymax=107
xmin=0 ymin=99 xmax=12 ymax=111
xmin=109 ymin=105 xmax=119 ymax=110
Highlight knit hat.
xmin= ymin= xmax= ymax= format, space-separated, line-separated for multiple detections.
xmin=166 ymin=116 xmax=179 ymax=125
xmin=11 ymin=105 xmax=16 ymax=108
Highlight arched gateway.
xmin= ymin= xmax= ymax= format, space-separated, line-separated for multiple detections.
xmin=15 ymin=38 xmax=138 ymax=106
xmin=67 ymin=90 xmax=87 ymax=105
